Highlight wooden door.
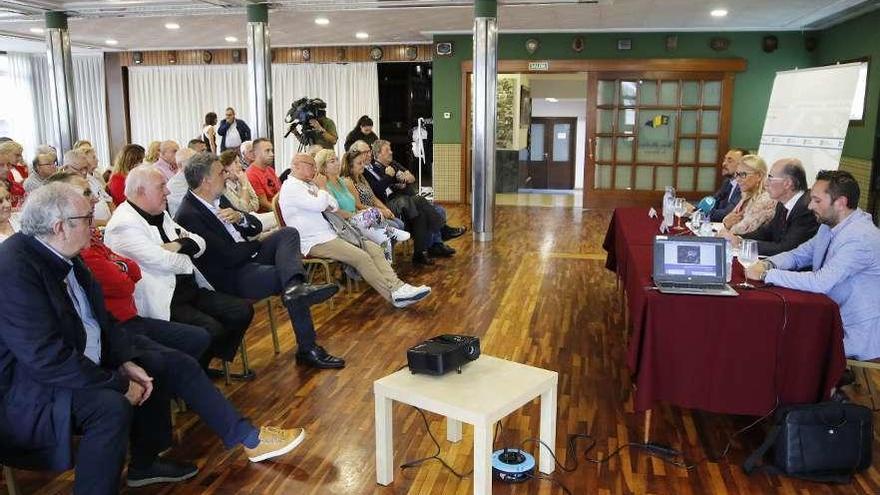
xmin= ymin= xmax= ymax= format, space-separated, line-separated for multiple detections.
xmin=521 ymin=117 xmax=577 ymax=189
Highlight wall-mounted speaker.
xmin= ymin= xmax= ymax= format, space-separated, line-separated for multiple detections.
xmin=762 ymin=35 xmax=779 ymax=53
xmin=133 ymin=51 xmax=143 ymax=64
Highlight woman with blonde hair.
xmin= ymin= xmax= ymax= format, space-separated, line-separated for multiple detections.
xmin=317 ymin=147 xmax=408 ymax=260
xmin=721 ymin=154 xmax=777 ymax=235
xmin=107 ymin=144 xmax=145 ymax=205
xmin=219 ymin=149 xmax=277 ymax=232
xmin=144 ymin=140 xmax=161 ymax=163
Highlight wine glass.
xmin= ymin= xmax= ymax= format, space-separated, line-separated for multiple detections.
xmin=672 ymin=197 xmax=686 ymax=230
xmin=737 ymin=239 xmax=759 ymax=288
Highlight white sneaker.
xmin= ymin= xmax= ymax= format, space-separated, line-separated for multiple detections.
xmin=391 ymin=284 xmax=431 ymax=308
xmin=389 ymin=228 xmax=411 ymax=242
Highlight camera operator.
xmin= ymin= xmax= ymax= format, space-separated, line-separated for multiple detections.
xmin=291 ymin=99 xmax=338 ymax=150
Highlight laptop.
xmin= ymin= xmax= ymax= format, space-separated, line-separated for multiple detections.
xmin=652 ymin=236 xmax=738 ymax=297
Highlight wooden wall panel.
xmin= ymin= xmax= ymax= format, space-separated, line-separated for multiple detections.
xmin=119 ymin=44 xmax=431 ymax=67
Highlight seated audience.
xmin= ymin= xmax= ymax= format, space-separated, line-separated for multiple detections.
xmin=108 ymin=144 xmax=146 ymax=206
xmin=0 ymin=183 xmax=306 ymax=492
xmin=50 ymin=171 xmax=211 ymax=360
xmin=0 ymin=140 xmax=26 ymax=206
xmin=280 ymin=152 xmax=431 ymax=308
xmin=365 ymin=140 xmax=465 ymax=262
xmin=0 ymin=181 xmax=14 ymax=242
xmin=219 ymin=149 xmax=277 ymax=231
xmin=245 ymin=138 xmax=281 ymax=213
xmin=341 ymin=141 xmax=406 ymax=225
xmin=316 ymin=148 xmax=408 ymax=260
xmin=721 ymin=158 xmax=819 ymax=256
xmin=188 ymin=138 xmax=207 ymax=153
xmin=239 ymin=140 xmax=255 ymax=169
xmin=747 ymin=170 xmax=880 ymax=360
xmin=344 ymin=115 xmax=379 ymax=152
xmin=24 ymin=147 xmax=58 ymax=193
xmin=104 ymin=165 xmax=254 ymax=372
xmin=720 ymin=154 xmax=776 ymax=235
xmin=167 ymin=147 xmax=197 ymax=216
xmin=144 ymin=140 xmax=161 ymax=163
xmin=154 ymin=140 xmax=180 ymax=181
xmin=174 ymin=152 xmax=344 ymax=369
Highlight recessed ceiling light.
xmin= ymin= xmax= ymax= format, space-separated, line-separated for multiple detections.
xmin=545 ymin=97 xmax=559 ymax=102
xmin=355 ymin=32 xmax=369 ymax=39
xmin=710 ymin=9 xmax=728 ymax=17
xmin=29 ymin=27 xmax=44 ymax=34
xmin=105 ymin=39 xmax=118 ymax=45
xmin=315 ymin=17 xmax=330 ymax=26
xmin=225 ymin=36 xmax=238 ymax=43
xmin=165 ymin=22 xmax=180 ymax=30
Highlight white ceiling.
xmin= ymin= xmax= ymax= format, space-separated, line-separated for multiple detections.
xmin=0 ymin=0 xmax=876 ymax=52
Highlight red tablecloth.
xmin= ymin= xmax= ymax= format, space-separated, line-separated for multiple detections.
xmin=604 ymin=208 xmax=847 ymax=416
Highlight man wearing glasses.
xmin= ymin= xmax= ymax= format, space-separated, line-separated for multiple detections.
xmin=720 ymin=158 xmax=818 ymax=256
xmin=23 ymin=148 xmax=58 ymax=193
xmin=691 ymin=147 xmax=750 ymax=222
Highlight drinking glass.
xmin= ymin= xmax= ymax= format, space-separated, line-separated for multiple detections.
xmin=737 ymin=239 xmax=759 ymax=288
xmin=672 ymin=197 xmax=686 ymax=230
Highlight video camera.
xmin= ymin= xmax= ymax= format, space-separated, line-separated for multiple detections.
xmin=283 ymin=97 xmax=327 ymax=145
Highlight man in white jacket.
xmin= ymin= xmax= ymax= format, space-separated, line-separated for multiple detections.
xmin=104 ymin=164 xmax=253 ymax=372
xmin=279 ymin=153 xmax=431 ymax=308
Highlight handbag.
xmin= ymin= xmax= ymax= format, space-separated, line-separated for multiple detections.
xmin=322 ymin=211 xmax=366 ymax=249
xmin=742 ymin=402 xmax=872 ymax=484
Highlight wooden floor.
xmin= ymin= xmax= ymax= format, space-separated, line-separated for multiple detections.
xmin=7 ymin=205 xmax=880 ymax=495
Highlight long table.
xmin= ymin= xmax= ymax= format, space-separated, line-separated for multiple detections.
xmin=603 ymin=208 xmax=846 ymax=422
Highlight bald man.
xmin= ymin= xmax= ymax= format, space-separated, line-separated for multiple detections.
xmin=720 ymin=158 xmax=819 ymax=256
xmin=154 ymin=140 xmax=180 ymax=180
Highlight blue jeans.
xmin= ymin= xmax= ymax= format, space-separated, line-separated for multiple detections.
xmin=431 ymin=204 xmax=448 ymax=245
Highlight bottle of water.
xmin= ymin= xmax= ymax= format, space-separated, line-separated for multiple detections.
xmin=724 ymin=238 xmax=734 ymax=283
xmin=662 ymin=186 xmax=675 ymax=227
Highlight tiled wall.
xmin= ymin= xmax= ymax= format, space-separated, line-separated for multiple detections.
xmin=433 ymin=143 xmax=463 ymax=202
xmin=838 ymin=155 xmax=873 ymax=210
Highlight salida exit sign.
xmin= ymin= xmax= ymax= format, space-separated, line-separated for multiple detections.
xmin=528 ymin=61 xmax=549 ymax=71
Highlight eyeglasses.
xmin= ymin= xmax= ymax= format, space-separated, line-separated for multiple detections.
xmin=733 ymin=171 xmax=757 ymax=179
xmin=82 ymin=188 xmax=94 ymax=198
xmin=766 ymin=173 xmax=786 ymax=181
xmin=66 ymin=213 xmax=94 ymax=225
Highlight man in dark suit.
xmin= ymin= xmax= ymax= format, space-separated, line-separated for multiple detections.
xmin=174 ymin=152 xmax=344 ymax=369
xmin=0 ymin=184 xmax=306 ymax=493
xmin=722 ymin=158 xmax=819 ymax=256
xmin=703 ymin=148 xmax=749 ymax=222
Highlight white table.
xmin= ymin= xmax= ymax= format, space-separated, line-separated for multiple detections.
xmin=374 ymin=355 xmax=558 ymax=494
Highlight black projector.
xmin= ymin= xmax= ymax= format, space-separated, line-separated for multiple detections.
xmin=407 ymin=335 xmax=480 ymax=375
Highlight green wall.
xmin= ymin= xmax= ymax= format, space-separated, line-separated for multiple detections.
xmin=817 ymin=9 xmax=880 ymax=160
xmin=433 ymin=31 xmax=816 ymax=150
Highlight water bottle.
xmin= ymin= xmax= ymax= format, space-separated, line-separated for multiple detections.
xmin=724 ymin=239 xmax=734 ymax=283
xmin=662 ymin=186 xmax=675 ymax=227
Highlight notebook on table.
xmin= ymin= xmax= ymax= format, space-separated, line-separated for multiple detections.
xmin=652 ymin=236 xmax=738 ymax=297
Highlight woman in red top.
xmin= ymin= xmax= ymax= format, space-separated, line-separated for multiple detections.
xmin=0 ymin=140 xmax=26 ymax=206
xmin=107 ymin=144 xmax=145 ymax=206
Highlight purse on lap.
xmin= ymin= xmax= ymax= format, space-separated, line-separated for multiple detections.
xmin=742 ymin=402 xmax=872 ymax=484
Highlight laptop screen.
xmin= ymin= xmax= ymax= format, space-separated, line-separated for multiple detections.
xmin=652 ymin=236 xmax=726 ymax=283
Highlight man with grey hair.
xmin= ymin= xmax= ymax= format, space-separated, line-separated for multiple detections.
xmin=167 ymin=147 xmax=197 ymax=216
xmin=175 ymin=152 xmax=344 ymax=369
xmin=106 ymin=164 xmax=255 ymax=376
xmin=154 ymin=140 xmax=180 ymax=181
xmin=721 ymin=157 xmax=818 ymax=256
xmin=239 ymin=140 xmax=255 ymax=169
xmin=1 ymin=183 xmax=308 ymax=489
xmin=62 ymin=147 xmax=91 ymax=178
xmin=23 ymin=146 xmax=58 ymax=193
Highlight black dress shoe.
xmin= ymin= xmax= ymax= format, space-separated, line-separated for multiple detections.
xmin=441 ymin=225 xmax=467 ymax=241
xmin=295 ymin=346 xmax=345 ymax=369
xmin=413 ymin=251 xmax=435 ymax=265
xmin=126 ymin=459 xmax=198 ymax=487
xmin=283 ymin=283 xmax=339 ymax=307
xmin=428 ymin=243 xmax=455 ymax=257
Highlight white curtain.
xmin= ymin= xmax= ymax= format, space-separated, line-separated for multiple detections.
xmin=4 ymin=53 xmax=39 ymax=161
xmin=128 ymin=65 xmax=249 ymax=154
xmin=128 ymin=62 xmax=379 ymax=172
xmin=5 ymin=52 xmax=111 ymax=168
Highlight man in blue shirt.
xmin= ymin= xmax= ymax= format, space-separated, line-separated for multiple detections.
xmin=748 ymin=170 xmax=880 ymax=360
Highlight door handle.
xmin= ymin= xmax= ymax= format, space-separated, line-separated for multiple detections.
xmin=588 ymin=137 xmax=596 ymax=161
